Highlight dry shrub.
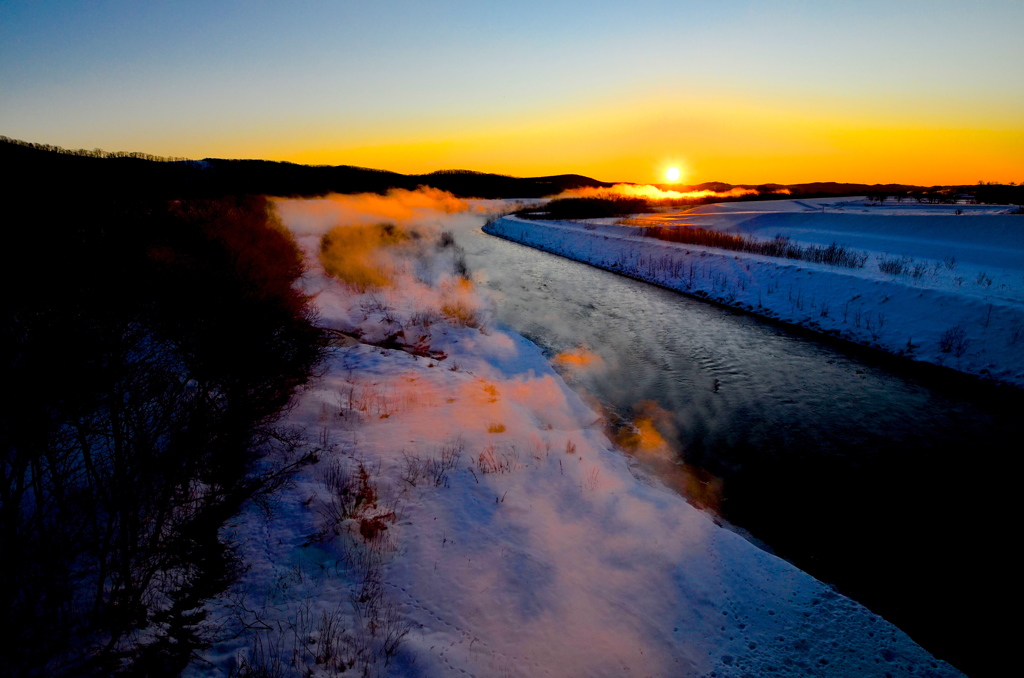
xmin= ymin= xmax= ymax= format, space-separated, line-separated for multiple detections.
xmin=319 ymin=460 xmax=381 ymax=537
xmin=2 ymin=194 xmax=328 ymax=676
xmin=401 ymin=439 xmax=463 ymax=489
xmin=621 ymin=220 xmax=868 ymax=269
xmin=476 ymin=444 xmax=519 ymax=474
xmin=477 ymin=445 xmax=507 ymax=473
xmin=439 ymin=277 xmax=481 ymax=327
xmin=878 ymin=254 xmax=912 ymax=276
xmin=400 ymin=452 xmax=428 ymax=487
xmin=939 ymin=325 xmax=970 ymax=357
xmin=440 ymin=300 xmax=479 ymax=326
xmin=359 ymin=515 xmax=392 ymax=540
xmin=319 ymin=222 xmax=408 ymax=291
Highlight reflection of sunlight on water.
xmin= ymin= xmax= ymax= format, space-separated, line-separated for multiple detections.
xmin=548 ymin=344 xmax=727 ymax=516
xmin=463 ymin=217 xmax=1020 ymax=674
xmin=552 ymin=346 xmax=603 ymax=369
xmin=616 ymin=415 xmax=667 ymax=454
xmin=287 ymin=198 xmax=716 ymax=467
xmin=608 ymin=401 xmax=724 ymax=514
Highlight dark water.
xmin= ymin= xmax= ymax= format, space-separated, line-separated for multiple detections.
xmin=462 ymin=224 xmax=1020 ymax=678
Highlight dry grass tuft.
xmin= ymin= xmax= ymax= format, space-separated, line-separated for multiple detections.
xmin=440 ymin=300 xmax=480 ymax=327
xmin=439 ymin=278 xmax=481 ymax=327
xmin=620 ymin=219 xmax=868 ymax=269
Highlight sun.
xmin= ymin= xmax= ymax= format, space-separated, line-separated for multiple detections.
xmin=665 ymin=167 xmax=681 ymax=183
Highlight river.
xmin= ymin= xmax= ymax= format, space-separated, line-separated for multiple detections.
xmin=459 ymin=220 xmax=1019 ymax=677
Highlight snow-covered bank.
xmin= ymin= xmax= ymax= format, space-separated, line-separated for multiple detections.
xmin=187 ymin=193 xmax=965 ymax=677
xmin=484 ymin=200 xmax=1024 ymax=388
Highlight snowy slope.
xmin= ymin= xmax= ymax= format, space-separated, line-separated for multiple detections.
xmin=185 ymin=193 xmax=966 ymax=678
xmin=484 ymin=199 xmax=1024 ymax=387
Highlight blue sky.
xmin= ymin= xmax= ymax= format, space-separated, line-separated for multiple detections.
xmin=2 ymin=1 xmax=1021 ymax=183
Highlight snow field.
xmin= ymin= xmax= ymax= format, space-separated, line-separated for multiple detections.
xmin=485 ymin=200 xmax=1024 ymax=387
xmin=186 ymin=193 xmax=965 ymax=677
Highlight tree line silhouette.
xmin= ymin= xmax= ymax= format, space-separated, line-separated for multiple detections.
xmin=0 ymin=136 xmax=611 ymax=200
xmin=1 ymin=158 xmax=327 ymax=675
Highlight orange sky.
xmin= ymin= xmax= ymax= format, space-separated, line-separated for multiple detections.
xmin=2 ymin=2 xmax=1021 ymax=185
xmin=278 ymin=91 xmax=1023 ymax=185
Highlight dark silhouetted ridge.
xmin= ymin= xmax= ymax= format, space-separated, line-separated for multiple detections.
xmin=0 ymin=136 xmax=613 ymax=199
xmin=4 ymin=136 xmax=1019 ymax=203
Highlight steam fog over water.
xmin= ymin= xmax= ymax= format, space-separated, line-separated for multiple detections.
xmin=457 ymin=217 xmax=1018 ymax=675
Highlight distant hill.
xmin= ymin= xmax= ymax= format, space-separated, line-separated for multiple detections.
xmin=665 ymin=180 xmax=1022 ymax=205
xmin=673 ymin=181 xmax=931 ymax=196
xmin=0 ymin=137 xmax=613 ymax=199
xmin=3 ymin=136 xmax=1019 ymax=204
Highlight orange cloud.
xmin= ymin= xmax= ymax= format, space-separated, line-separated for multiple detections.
xmin=318 ymin=222 xmax=409 ymax=291
xmin=275 ymin=186 xmax=480 ymax=237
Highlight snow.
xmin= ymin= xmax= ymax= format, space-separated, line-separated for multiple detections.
xmin=485 ymin=198 xmax=1024 ymax=387
xmin=186 ymin=192 xmax=966 ymax=677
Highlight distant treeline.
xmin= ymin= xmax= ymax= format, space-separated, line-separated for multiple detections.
xmin=518 ymin=189 xmax=1023 ymax=223
xmin=0 ymin=135 xmax=190 ymax=162
xmin=865 ymin=184 xmax=1024 ymax=206
xmin=5 ymin=136 xmax=1019 ymax=203
xmin=0 ymin=136 xmax=611 ymax=199
xmin=520 ymin=196 xmax=655 ymax=219
xmin=683 ymin=180 xmax=1023 ymax=205
xmin=1 ymin=182 xmax=327 ymax=673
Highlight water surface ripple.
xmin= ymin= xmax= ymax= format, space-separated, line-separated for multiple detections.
xmin=463 ymin=224 xmax=1019 ymax=678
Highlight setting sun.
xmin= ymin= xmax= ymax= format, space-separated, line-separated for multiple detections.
xmin=4 ymin=1 xmax=1024 ymax=676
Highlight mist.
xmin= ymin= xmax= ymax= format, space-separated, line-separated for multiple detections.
xmin=558 ymin=183 xmax=790 ymax=201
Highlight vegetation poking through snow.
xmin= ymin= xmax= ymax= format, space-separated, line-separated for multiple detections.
xmin=485 ymin=201 xmax=1024 ymax=388
xmin=203 ymin=194 xmax=972 ymax=678
xmin=400 ymin=439 xmax=463 ymax=488
xmin=231 ymin=449 xmax=411 ymax=677
xmin=939 ymin=325 xmax=970 ymax=357
xmin=621 ymin=220 xmax=869 ymax=269
xmin=1 ymin=194 xmax=327 ymax=677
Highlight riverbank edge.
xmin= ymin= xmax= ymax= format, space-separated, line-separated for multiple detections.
xmin=483 ymin=216 xmax=1024 ymax=392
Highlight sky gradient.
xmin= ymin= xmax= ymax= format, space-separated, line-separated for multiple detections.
xmin=2 ymin=1 xmax=1022 ymax=184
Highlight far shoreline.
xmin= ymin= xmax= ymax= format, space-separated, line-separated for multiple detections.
xmin=483 ymin=204 xmax=1024 ymax=391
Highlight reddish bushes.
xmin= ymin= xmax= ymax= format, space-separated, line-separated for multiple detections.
xmin=625 ymin=222 xmax=868 ymax=269
xmin=1 ymin=193 xmax=327 ymax=676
